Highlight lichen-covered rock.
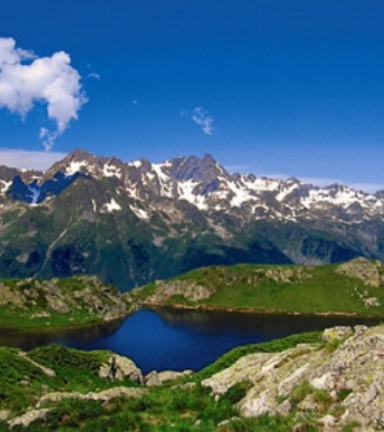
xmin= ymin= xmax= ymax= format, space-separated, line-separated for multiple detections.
xmin=335 ymin=257 xmax=384 ymax=287
xmin=98 ymin=355 xmax=143 ymax=384
xmin=145 ymin=370 xmax=162 ymax=387
xmin=0 ymin=410 xmax=10 ymax=421
xmin=321 ymin=326 xmax=353 ymax=344
xmin=140 ymin=280 xmax=214 ymax=304
xmin=157 ymin=370 xmax=193 ymax=382
xmin=0 ymin=276 xmax=131 ymax=325
xmin=8 ymin=409 xmax=51 ymax=428
xmin=202 ymin=325 xmax=384 ymax=431
xmin=143 ymin=369 xmax=191 ymax=386
xmin=37 ymin=387 xmax=146 ymax=407
xmin=264 ymin=267 xmax=311 ymax=284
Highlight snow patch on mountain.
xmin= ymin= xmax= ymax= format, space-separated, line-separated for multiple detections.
xmin=128 ymin=160 xmax=142 ymax=168
xmin=226 ymin=179 xmax=255 ymax=207
xmin=178 ymin=180 xmax=208 ymax=210
xmin=130 ymin=205 xmax=149 ymax=219
xmin=0 ymin=181 xmax=11 ymax=194
xmin=103 ymin=198 xmax=121 ymax=212
xmin=66 ymin=160 xmax=88 ymax=176
xmin=152 ymin=162 xmax=173 ymax=198
xmin=5 ymin=149 xmax=384 ymax=226
xmin=103 ymin=164 xmax=122 ymax=178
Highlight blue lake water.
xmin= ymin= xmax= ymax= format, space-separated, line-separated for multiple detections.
xmin=0 ymin=308 xmax=380 ymax=374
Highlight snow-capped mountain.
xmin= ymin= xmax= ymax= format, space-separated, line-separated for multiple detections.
xmin=4 ymin=149 xmax=382 ymax=222
xmin=0 ymin=149 xmax=383 ymax=290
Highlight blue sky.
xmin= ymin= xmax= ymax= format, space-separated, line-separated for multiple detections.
xmin=1 ymin=0 xmax=384 ymax=192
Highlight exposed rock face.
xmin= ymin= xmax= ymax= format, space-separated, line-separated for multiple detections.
xmin=335 ymin=257 xmax=384 ymax=287
xmin=264 ymin=266 xmax=312 ymax=284
xmin=202 ymin=324 xmax=384 ymax=431
xmin=37 ymin=387 xmax=146 ymax=407
xmin=98 ymin=355 xmax=143 ymax=384
xmin=140 ymin=280 xmax=214 ymax=305
xmin=321 ymin=326 xmax=354 ymax=344
xmin=144 ymin=369 xmax=193 ymax=386
xmin=8 ymin=409 xmax=52 ymax=428
xmin=0 ymin=276 xmax=130 ymax=324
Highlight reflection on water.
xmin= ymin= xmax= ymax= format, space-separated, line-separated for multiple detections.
xmin=0 ymin=309 xmax=381 ymax=374
xmin=0 ymin=319 xmax=124 ymax=351
xmin=155 ymin=308 xmax=380 ymax=336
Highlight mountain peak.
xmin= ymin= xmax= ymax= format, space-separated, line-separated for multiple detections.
xmin=65 ymin=148 xmax=95 ymax=161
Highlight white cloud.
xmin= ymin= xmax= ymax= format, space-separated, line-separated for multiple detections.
xmin=88 ymin=72 xmax=100 ymax=80
xmin=181 ymin=107 xmax=214 ymax=135
xmin=192 ymin=107 xmax=214 ymax=135
xmin=0 ymin=148 xmax=66 ymax=171
xmin=0 ymin=37 xmax=87 ymax=150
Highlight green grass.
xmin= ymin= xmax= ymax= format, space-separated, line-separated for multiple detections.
xmin=132 ymin=261 xmax=384 ymax=318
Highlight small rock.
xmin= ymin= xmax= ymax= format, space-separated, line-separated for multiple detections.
xmin=145 ymin=370 xmax=162 ymax=387
xmin=177 ymin=382 xmax=196 ymax=391
xmin=99 ymin=354 xmax=143 ymax=383
xmin=322 ymin=326 xmax=353 ymax=344
xmin=8 ymin=409 xmax=51 ymax=428
xmin=0 ymin=410 xmax=10 ymax=421
xmin=318 ymin=414 xmax=336 ymax=428
xmin=157 ymin=370 xmax=193 ymax=383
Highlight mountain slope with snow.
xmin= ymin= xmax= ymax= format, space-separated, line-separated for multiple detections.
xmin=0 ymin=149 xmax=383 ymax=290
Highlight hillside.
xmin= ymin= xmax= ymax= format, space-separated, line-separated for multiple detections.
xmin=2 ymin=150 xmax=384 ymax=290
xmin=129 ymin=257 xmax=384 ymax=318
xmin=0 ymin=276 xmax=130 ymax=330
xmin=0 ymin=325 xmax=383 ymax=430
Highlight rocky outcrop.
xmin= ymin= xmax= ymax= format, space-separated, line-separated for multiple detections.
xmin=98 ymin=354 xmax=143 ymax=384
xmin=144 ymin=369 xmax=193 ymax=386
xmin=335 ymin=257 xmax=384 ymax=287
xmin=264 ymin=266 xmax=312 ymax=284
xmin=0 ymin=276 xmax=131 ymax=326
xmin=139 ymin=280 xmax=214 ymax=305
xmin=8 ymin=409 xmax=52 ymax=428
xmin=10 ymin=387 xmax=147 ymax=428
xmin=202 ymin=324 xmax=384 ymax=431
xmin=37 ymin=387 xmax=146 ymax=407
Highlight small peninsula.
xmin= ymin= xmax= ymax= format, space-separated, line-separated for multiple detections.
xmin=128 ymin=257 xmax=384 ymax=318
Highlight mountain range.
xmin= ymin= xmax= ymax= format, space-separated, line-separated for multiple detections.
xmin=1 ymin=149 xmax=384 ymax=291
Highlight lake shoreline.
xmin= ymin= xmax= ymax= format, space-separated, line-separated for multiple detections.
xmin=139 ymin=301 xmax=384 ymax=320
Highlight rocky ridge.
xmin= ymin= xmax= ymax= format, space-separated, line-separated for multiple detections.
xmin=202 ymin=324 xmax=384 ymax=431
xmin=0 ymin=275 xmax=131 ymax=327
xmin=2 ymin=149 xmax=384 ymax=289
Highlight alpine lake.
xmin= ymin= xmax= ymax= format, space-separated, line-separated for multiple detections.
xmin=0 ymin=308 xmax=380 ymax=374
